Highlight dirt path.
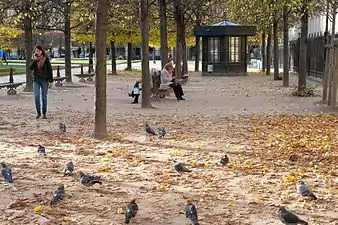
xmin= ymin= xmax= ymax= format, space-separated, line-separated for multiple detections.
xmin=0 ymin=73 xmax=337 ymax=225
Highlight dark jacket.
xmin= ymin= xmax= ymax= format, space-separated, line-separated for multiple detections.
xmin=29 ymin=57 xmax=53 ymax=82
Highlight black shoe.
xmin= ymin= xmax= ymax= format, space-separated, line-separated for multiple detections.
xmin=131 ymin=102 xmax=138 ymax=104
xmin=180 ymin=97 xmax=185 ymax=100
xmin=36 ymin=114 xmax=41 ymax=119
xmin=42 ymin=115 xmax=47 ymax=119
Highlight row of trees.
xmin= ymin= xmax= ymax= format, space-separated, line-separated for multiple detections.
xmin=0 ymin=0 xmax=223 ymax=90
xmin=0 ymin=0 xmax=229 ymax=138
xmin=230 ymin=0 xmax=338 ymax=107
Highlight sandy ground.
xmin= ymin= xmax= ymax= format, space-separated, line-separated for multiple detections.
xmin=0 ymin=71 xmax=337 ymax=225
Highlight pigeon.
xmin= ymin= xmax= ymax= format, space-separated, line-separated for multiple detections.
xmin=64 ymin=162 xmax=74 ymax=175
xmin=79 ymin=171 xmax=102 ymax=186
xmin=277 ymin=206 xmax=308 ymax=225
xmin=220 ymin=155 xmax=229 ymax=165
xmin=296 ymin=180 xmax=317 ymax=200
xmin=37 ymin=145 xmax=46 ymax=156
xmin=185 ymin=201 xmax=199 ymax=225
xmin=145 ymin=124 xmax=156 ymax=135
xmin=50 ymin=185 xmax=65 ymax=206
xmin=124 ymin=199 xmax=138 ymax=224
xmin=173 ymin=159 xmax=192 ymax=173
xmin=1 ymin=162 xmax=13 ymax=183
xmin=289 ymin=153 xmax=297 ymax=162
xmin=59 ymin=123 xmax=67 ymax=132
xmin=157 ymin=128 xmax=166 ymax=138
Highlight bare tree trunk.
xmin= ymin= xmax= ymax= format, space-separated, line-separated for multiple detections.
xmin=174 ymin=0 xmax=182 ymax=79
xmin=140 ymin=0 xmax=152 ymax=108
xmin=323 ymin=0 xmax=330 ymax=103
xmin=283 ymin=5 xmax=289 ymax=87
xmin=261 ymin=32 xmax=266 ymax=72
xmin=194 ymin=37 xmax=200 ymax=71
xmin=24 ymin=16 xmax=33 ymax=92
xmin=159 ymin=0 xmax=168 ymax=68
xmin=93 ymin=0 xmax=108 ymax=139
xmin=298 ymin=6 xmax=308 ymax=90
xmin=88 ymin=42 xmax=94 ymax=73
xmin=110 ymin=41 xmax=117 ymax=75
xmin=153 ymin=48 xmax=156 ymax=64
xmin=266 ymin=26 xmax=272 ymax=76
xmin=328 ymin=2 xmax=336 ymax=105
xmin=126 ymin=42 xmax=132 ymax=70
xmin=64 ymin=1 xmax=72 ymax=82
xmin=273 ymin=13 xmax=279 ymax=80
xmin=181 ymin=13 xmax=188 ymax=75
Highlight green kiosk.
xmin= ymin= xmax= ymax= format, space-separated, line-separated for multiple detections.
xmin=194 ymin=20 xmax=256 ymax=76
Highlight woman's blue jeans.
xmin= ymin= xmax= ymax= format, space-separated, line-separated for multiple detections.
xmin=33 ymin=79 xmax=48 ymax=115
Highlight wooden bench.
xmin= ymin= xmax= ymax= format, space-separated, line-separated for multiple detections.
xmin=181 ymin=74 xmax=189 ymax=84
xmin=74 ymin=64 xmax=95 ymax=83
xmin=0 ymin=68 xmax=25 ymax=95
xmin=51 ymin=65 xmax=66 ymax=87
xmin=150 ymin=69 xmax=172 ymax=100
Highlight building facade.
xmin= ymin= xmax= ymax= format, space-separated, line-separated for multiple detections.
xmin=289 ymin=14 xmax=337 ymax=40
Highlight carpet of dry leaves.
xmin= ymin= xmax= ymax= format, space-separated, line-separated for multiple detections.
xmin=0 ymin=72 xmax=337 ymax=225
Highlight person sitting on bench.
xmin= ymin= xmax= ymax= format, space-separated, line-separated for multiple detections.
xmin=161 ymin=63 xmax=185 ymax=101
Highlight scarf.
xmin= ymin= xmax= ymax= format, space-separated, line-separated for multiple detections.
xmin=36 ymin=55 xmax=46 ymax=70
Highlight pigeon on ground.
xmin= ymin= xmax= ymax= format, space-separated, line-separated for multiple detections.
xmin=289 ymin=153 xmax=297 ymax=162
xmin=185 ymin=201 xmax=199 ymax=225
xmin=220 ymin=155 xmax=229 ymax=165
xmin=173 ymin=159 xmax=192 ymax=173
xmin=37 ymin=145 xmax=46 ymax=156
xmin=157 ymin=128 xmax=166 ymax=138
xmin=277 ymin=206 xmax=308 ymax=225
xmin=50 ymin=185 xmax=65 ymax=206
xmin=124 ymin=199 xmax=138 ymax=224
xmin=145 ymin=124 xmax=156 ymax=135
xmin=1 ymin=162 xmax=13 ymax=183
xmin=296 ymin=180 xmax=317 ymax=200
xmin=79 ymin=171 xmax=102 ymax=187
xmin=59 ymin=123 xmax=67 ymax=132
xmin=64 ymin=162 xmax=74 ymax=175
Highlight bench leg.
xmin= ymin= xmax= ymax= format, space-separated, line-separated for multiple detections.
xmin=87 ymin=77 xmax=94 ymax=82
xmin=55 ymin=81 xmax=63 ymax=87
xmin=7 ymin=87 xmax=16 ymax=95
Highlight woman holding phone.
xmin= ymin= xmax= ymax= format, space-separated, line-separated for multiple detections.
xmin=29 ymin=45 xmax=53 ymax=119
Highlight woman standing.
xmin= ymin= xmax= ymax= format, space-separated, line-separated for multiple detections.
xmin=29 ymin=45 xmax=53 ymax=119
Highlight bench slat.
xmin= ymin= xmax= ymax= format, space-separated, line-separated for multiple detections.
xmin=0 ymin=82 xmax=25 ymax=88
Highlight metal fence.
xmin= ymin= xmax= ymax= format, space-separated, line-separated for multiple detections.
xmin=289 ymin=35 xmax=326 ymax=79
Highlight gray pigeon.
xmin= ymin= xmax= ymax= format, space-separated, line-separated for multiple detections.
xmin=64 ymin=162 xmax=74 ymax=175
xmin=37 ymin=145 xmax=46 ymax=156
xmin=1 ymin=162 xmax=13 ymax=183
xmin=289 ymin=153 xmax=297 ymax=162
xmin=124 ymin=199 xmax=138 ymax=224
xmin=277 ymin=206 xmax=308 ymax=225
xmin=79 ymin=171 xmax=102 ymax=186
xmin=173 ymin=159 xmax=192 ymax=173
xmin=157 ymin=128 xmax=166 ymax=138
xmin=50 ymin=185 xmax=65 ymax=206
xmin=59 ymin=123 xmax=67 ymax=132
xmin=296 ymin=180 xmax=317 ymax=200
xmin=220 ymin=155 xmax=229 ymax=165
xmin=185 ymin=201 xmax=199 ymax=225
xmin=145 ymin=124 xmax=156 ymax=135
